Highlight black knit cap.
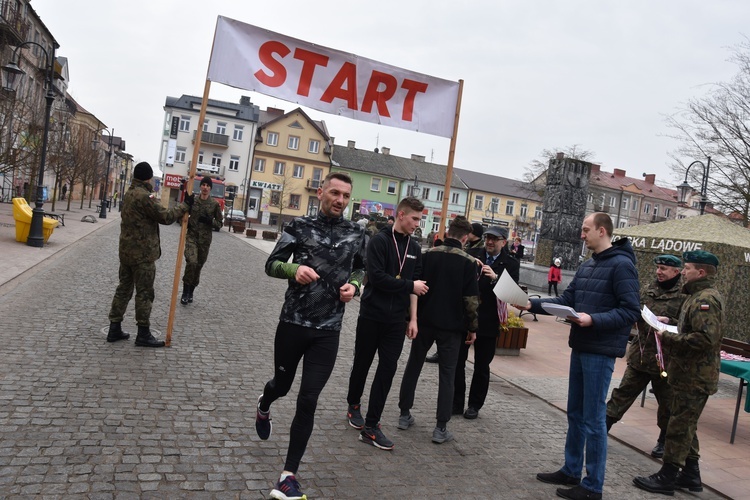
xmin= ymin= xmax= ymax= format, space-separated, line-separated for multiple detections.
xmin=133 ymin=162 xmax=153 ymax=181
xmin=471 ymin=223 xmax=484 ymax=238
xmin=200 ymin=176 xmax=213 ymax=188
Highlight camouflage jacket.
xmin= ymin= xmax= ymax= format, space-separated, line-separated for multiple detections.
xmin=662 ymin=277 xmax=724 ymax=395
xmin=187 ymin=195 xmax=223 ymax=244
xmin=627 ymin=279 xmax=685 ymax=374
xmin=119 ymin=179 xmax=188 ymax=265
xmin=265 ymin=213 xmax=366 ymax=331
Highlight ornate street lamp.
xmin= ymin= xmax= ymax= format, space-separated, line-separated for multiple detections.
xmin=2 ymin=41 xmax=58 ymax=247
xmin=92 ymin=128 xmax=114 ymax=219
xmin=677 ymin=157 xmax=711 ymax=215
xmin=484 ymin=198 xmax=497 ymax=224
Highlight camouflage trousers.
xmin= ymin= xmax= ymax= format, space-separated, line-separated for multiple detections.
xmin=606 ymin=364 xmax=672 ymax=433
xmin=182 ymin=237 xmax=211 ymax=287
xmin=108 ymin=261 xmax=156 ymax=327
xmin=663 ymin=390 xmax=708 ymax=467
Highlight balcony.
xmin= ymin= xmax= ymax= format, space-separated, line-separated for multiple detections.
xmin=0 ymin=1 xmax=29 ymax=46
xmin=650 ymin=215 xmax=668 ymax=223
xmin=192 ymin=130 xmax=229 ymax=147
xmin=306 ymin=178 xmax=322 ymax=191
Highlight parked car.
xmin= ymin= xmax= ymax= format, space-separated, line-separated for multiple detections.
xmin=225 ymin=209 xmax=246 ymax=223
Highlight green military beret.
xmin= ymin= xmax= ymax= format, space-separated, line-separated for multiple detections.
xmin=683 ymin=250 xmax=719 ymax=267
xmin=654 ymin=254 xmax=682 ymax=267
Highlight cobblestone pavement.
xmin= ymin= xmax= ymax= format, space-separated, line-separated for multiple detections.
xmin=0 ymin=223 xmax=723 ymax=499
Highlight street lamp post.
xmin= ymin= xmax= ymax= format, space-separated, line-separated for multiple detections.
xmin=92 ymin=128 xmax=114 ymax=219
xmin=676 ymin=157 xmax=711 ymax=215
xmin=485 ymin=202 xmax=497 ymax=224
xmin=119 ymin=166 xmax=126 ymax=212
xmin=2 ymin=41 xmax=58 ymax=247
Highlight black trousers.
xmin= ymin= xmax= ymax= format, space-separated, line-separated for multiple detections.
xmin=454 ymin=334 xmax=497 ymax=412
xmin=347 ymin=317 xmax=407 ymax=428
xmin=399 ymin=324 xmax=463 ymax=426
xmin=260 ymin=322 xmax=339 ymax=474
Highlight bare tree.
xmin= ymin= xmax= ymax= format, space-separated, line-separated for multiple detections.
xmin=665 ymin=38 xmax=750 ymax=226
xmin=264 ymin=169 xmax=301 ymax=231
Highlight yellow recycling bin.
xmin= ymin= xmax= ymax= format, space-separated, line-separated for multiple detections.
xmin=12 ymin=197 xmax=58 ymax=243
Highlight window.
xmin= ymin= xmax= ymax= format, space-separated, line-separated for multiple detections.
xmin=632 ymin=199 xmax=639 ymax=212
xmin=420 ymin=214 xmax=427 ymax=229
xmin=288 ymin=135 xmax=300 ymax=150
xmin=490 ymin=197 xmax=500 ymax=214
xmin=621 ymin=197 xmax=629 ymax=211
xmin=254 ymin=158 xmax=265 ymax=172
xmin=520 ymin=204 xmax=528 ymax=217
xmin=175 ymin=147 xmax=186 ymax=163
xmin=289 ymin=194 xmax=301 ymax=209
xmin=665 ymin=207 xmax=672 ymax=218
xmin=474 ymin=195 xmax=484 ymax=210
xmin=216 ymin=122 xmax=227 ymax=135
xmin=233 ymin=125 xmax=244 ymax=141
xmin=422 ymin=188 xmax=431 ymax=200
xmin=274 ymin=161 xmax=285 ymax=175
xmin=436 ymin=190 xmax=444 ymax=202
xmin=618 ymin=220 xmax=628 ymax=228
xmin=451 ymin=192 xmax=459 ymax=204
xmin=608 ymin=196 xmax=616 ymax=208
xmin=387 ymin=180 xmax=397 ymax=195
xmin=535 ymin=207 xmax=543 ymax=220
xmin=267 ymin=131 xmax=279 ymax=146
xmin=587 ymin=192 xmax=594 ymax=203
xmin=270 ymin=190 xmax=281 ymax=206
xmin=293 ymin=164 xmax=304 ymax=178
xmin=179 ymin=115 xmax=191 ymax=132
xmin=229 ymin=155 xmax=240 ymax=172
xmin=202 ymin=119 xmax=209 ymax=132
xmin=505 ymin=200 xmax=515 ymax=215
xmin=198 ymin=151 xmax=204 ymax=164
xmin=308 ymin=139 xmax=320 ymax=154
xmin=653 ymin=204 xmax=660 ymax=216
xmin=432 ymin=216 xmax=441 ymax=232
xmin=371 ymin=177 xmax=381 ymax=191
xmin=643 ymin=202 xmax=651 ymax=214
xmin=211 ymin=153 xmax=222 ymax=167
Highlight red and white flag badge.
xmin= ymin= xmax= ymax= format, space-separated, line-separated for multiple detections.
xmin=700 ymin=304 xmax=710 ymax=311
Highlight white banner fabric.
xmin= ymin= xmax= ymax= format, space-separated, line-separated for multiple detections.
xmin=207 ymin=16 xmax=459 ymax=138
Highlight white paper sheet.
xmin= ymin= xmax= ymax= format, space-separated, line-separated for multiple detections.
xmin=641 ymin=305 xmax=678 ymax=333
xmin=541 ymin=303 xmax=581 ymax=319
xmin=492 ymin=269 xmax=529 ymax=305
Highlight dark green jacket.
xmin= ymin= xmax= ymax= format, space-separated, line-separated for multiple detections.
xmin=627 ymin=279 xmax=685 ymax=374
xmin=187 ymin=195 xmax=223 ymax=243
xmin=119 ymin=179 xmax=188 ymax=265
xmin=662 ymin=277 xmax=724 ymax=395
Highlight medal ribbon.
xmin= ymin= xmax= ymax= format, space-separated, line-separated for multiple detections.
xmin=392 ymin=231 xmax=409 ymax=278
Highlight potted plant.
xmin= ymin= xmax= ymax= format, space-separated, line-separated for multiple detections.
xmin=262 ymin=230 xmax=278 ymax=241
xmin=246 ymin=227 xmax=257 ymax=238
xmin=496 ymin=310 xmax=529 ymax=356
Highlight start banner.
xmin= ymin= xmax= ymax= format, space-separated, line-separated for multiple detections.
xmin=207 ymin=16 xmax=459 ymax=138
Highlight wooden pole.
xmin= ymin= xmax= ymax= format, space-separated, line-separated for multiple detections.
xmin=437 ymin=79 xmax=464 ymax=238
xmin=165 ymin=78 xmax=212 ymax=346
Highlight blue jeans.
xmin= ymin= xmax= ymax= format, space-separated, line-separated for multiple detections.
xmin=561 ymin=350 xmax=615 ymax=494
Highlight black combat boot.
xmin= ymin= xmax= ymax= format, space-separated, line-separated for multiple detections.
xmin=106 ymin=322 xmax=130 ymax=343
xmin=134 ymin=326 xmax=165 ymax=348
xmin=675 ymin=457 xmax=702 ymax=492
xmin=651 ymin=428 xmax=666 ymax=458
xmin=633 ymin=462 xmax=678 ymax=496
xmin=187 ymin=284 xmax=194 ymax=303
xmin=180 ymin=286 xmax=189 ymax=305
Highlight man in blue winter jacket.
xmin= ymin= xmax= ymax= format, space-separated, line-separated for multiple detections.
xmin=518 ymin=212 xmax=640 ymax=500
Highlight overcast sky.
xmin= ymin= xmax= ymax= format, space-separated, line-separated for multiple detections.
xmin=33 ymin=0 xmax=749 ymax=188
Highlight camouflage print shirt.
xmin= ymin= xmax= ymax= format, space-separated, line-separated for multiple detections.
xmin=265 ymin=213 xmax=366 ymax=331
xmin=119 ymin=179 xmax=188 ymax=266
xmin=187 ymin=195 xmax=223 ymax=244
xmin=662 ymin=277 xmax=724 ymax=395
xmin=627 ymin=279 xmax=685 ymax=374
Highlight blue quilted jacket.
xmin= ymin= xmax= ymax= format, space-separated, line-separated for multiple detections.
xmin=531 ymin=238 xmax=640 ymax=357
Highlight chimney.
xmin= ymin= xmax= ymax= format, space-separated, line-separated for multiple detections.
xmin=382 ymin=147 xmax=390 ymax=155
xmin=266 ymin=107 xmax=284 ymax=116
xmin=411 ymin=154 xmax=425 ymax=162
xmin=590 ymin=164 xmax=601 ymax=173
xmin=643 ymin=173 xmax=656 ymax=184
xmin=239 ymin=95 xmax=251 ymax=106
xmin=347 ymin=140 xmax=356 ymax=148
xmin=613 ymin=168 xmax=626 ymax=177
xmin=556 ymin=152 xmax=564 ymax=160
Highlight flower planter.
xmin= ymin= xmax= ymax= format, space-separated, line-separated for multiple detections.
xmin=495 ymin=327 xmax=529 ymax=356
xmin=246 ymin=229 xmax=257 ymax=238
xmin=262 ymin=230 xmax=278 ymax=241
xmin=232 ymin=221 xmax=245 ymax=233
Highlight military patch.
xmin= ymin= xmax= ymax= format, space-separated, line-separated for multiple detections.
xmin=700 ymin=304 xmax=710 ymax=311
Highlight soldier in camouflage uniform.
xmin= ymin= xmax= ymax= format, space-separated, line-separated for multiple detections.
xmin=180 ymin=176 xmax=223 ymax=305
xmin=106 ymin=162 xmax=192 ymax=348
xmin=398 ymin=216 xmax=479 ymax=445
xmin=606 ymin=254 xmax=685 ymax=458
xmin=634 ymin=250 xmax=724 ymax=496
xmin=254 ymin=172 xmax=366 ymax=500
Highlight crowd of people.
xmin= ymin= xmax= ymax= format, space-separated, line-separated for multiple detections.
xmin=104 ymin=167 xmax=725 ymax=500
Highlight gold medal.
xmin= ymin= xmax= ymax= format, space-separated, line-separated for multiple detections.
xmin=396 ymin=274 xmax=401 ymax=279
xmin=661 ymin=371 xmax=668 ymax=378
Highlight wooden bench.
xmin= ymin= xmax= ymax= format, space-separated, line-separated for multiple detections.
xmin=44 ymin=212 xmax=64 ymax=226
xmin=720 ymin=338 xmax=750 ymax=444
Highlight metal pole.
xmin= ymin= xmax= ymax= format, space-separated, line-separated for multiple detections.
xmin=699 ymin=157 xmax=711 ymax=215
xmin=99 ymin=129 xmax=113 ymax=219
xmin=27 ymin=45 xmax=56 ymax=247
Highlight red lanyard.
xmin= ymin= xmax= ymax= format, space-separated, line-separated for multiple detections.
xmin=392 ymin=231 xmax=409 ymax=279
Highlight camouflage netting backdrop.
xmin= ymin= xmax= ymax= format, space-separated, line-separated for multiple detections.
xmin=614 ymin=214 xmax=750 ymax=343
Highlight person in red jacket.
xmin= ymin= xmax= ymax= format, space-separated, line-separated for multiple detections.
xmin=548 ymin=257 xmax=562 ymax=296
